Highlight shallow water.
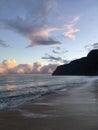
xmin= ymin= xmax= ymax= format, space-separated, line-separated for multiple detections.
xmin=0 ymin=74 xmax=98 ymax=109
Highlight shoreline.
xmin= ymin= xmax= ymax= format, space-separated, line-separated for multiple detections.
xmin=0 ymin=84 xmax=98 ymax=130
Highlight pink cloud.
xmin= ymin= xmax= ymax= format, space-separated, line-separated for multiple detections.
xmin=0 ymin=59 xmax=16 ymax=74
xmin=0 ymin=65 xmax=6 ymax=74
xmin=2 ymin=59 xmax=16 ymax=69
xmin=63 ymin=16 xmax=80 ymax=40
xmin=11 ymin=64 xmax=33 ymax=74
xmin=41 ymin=63 xmax=58 ymax=74
xmin=0 ymin=60 xmax=58 ymax=74
xmin=63 ymin=25 xmax=80 ymax=40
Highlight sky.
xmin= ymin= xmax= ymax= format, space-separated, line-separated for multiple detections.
xmin=0 ymin=0 xmax=98 ymax=74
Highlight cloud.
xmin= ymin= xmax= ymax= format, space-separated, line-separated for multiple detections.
xmin=52 ymin=47 xmax=68 ymax=54
xmin=2 ymin=59 xmax=16 ymax=69
xmin=63 ymin=26 xmax=80 ymax=40
xmin=42 ymin=54 xmax=68 ymax=64
xmin=0 ymin=65 xmax=6 ymax=74
xmin=42 ymin=46 xmax=69 ymax=64
xmin=72 ymin=16 xmax=80 ymax=23
xmin=42 ymin=54 xmax=62 ymax=61
xmin=52 ymin=50 xmax=60 ymax=54
xmin=41 ymin=63 xmax=58 ymax=74
xmin=55 ymin=46 xmax=61 ymax=50
xmin=63 ymin=16 xmax=80 ymax=40
xmin=0 ymin=59 xmax=16 ymax=73
xmin=0 ymin=0 xmax=80 ymax=47
xmin=85 ymin=43 xmax=98 ymax=51
xmin=32 ymin=62 xmax=42 ymax=73
xmin=11 ymin=64 xmax=33 ymax=74
xmin=0 ymin=0 xmax=61 ymax=47
xmin=27 ymin=37 xmax=61 ymax=47
xmin=0 ymin=59 xmax=58 ymax=74
xmin=0 ymin=40 xmax=10 ymax=47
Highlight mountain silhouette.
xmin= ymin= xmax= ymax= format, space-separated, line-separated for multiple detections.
xmin=52 ymin=49 xmax=98 ymax=75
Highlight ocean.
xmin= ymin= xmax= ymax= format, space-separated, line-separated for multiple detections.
xmin=0 ymin=74 xmax=98 ymax=110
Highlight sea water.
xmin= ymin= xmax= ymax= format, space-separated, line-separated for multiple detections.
xmin=0 ymin=74 xmax=98 ymax=109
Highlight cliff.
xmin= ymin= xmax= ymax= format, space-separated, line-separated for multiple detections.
xmin=52 ymin=49 xmax=98 ymax=75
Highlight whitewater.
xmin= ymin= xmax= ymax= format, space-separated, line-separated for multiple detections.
xmin=0 ymin=74 xmax=98 ymax=109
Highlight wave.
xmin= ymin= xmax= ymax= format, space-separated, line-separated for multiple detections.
xmin=0 ymin=75 xmax=98 ymax=110
xmin=0 ymin=84 xmax=68 ymax=110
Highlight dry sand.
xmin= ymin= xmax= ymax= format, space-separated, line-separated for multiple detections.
xmin=0 ymin=83 xmax=98 ymax=130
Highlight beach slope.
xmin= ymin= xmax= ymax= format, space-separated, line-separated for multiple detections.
xmin=0 ymin=82 xmax=98 ymax=130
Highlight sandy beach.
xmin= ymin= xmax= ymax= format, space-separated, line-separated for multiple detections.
xmin=0 ymin=83 xmax=98 ymax=130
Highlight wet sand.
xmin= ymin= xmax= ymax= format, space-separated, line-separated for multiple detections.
xmin=0 ymin=83 xmax=98 ymax=130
